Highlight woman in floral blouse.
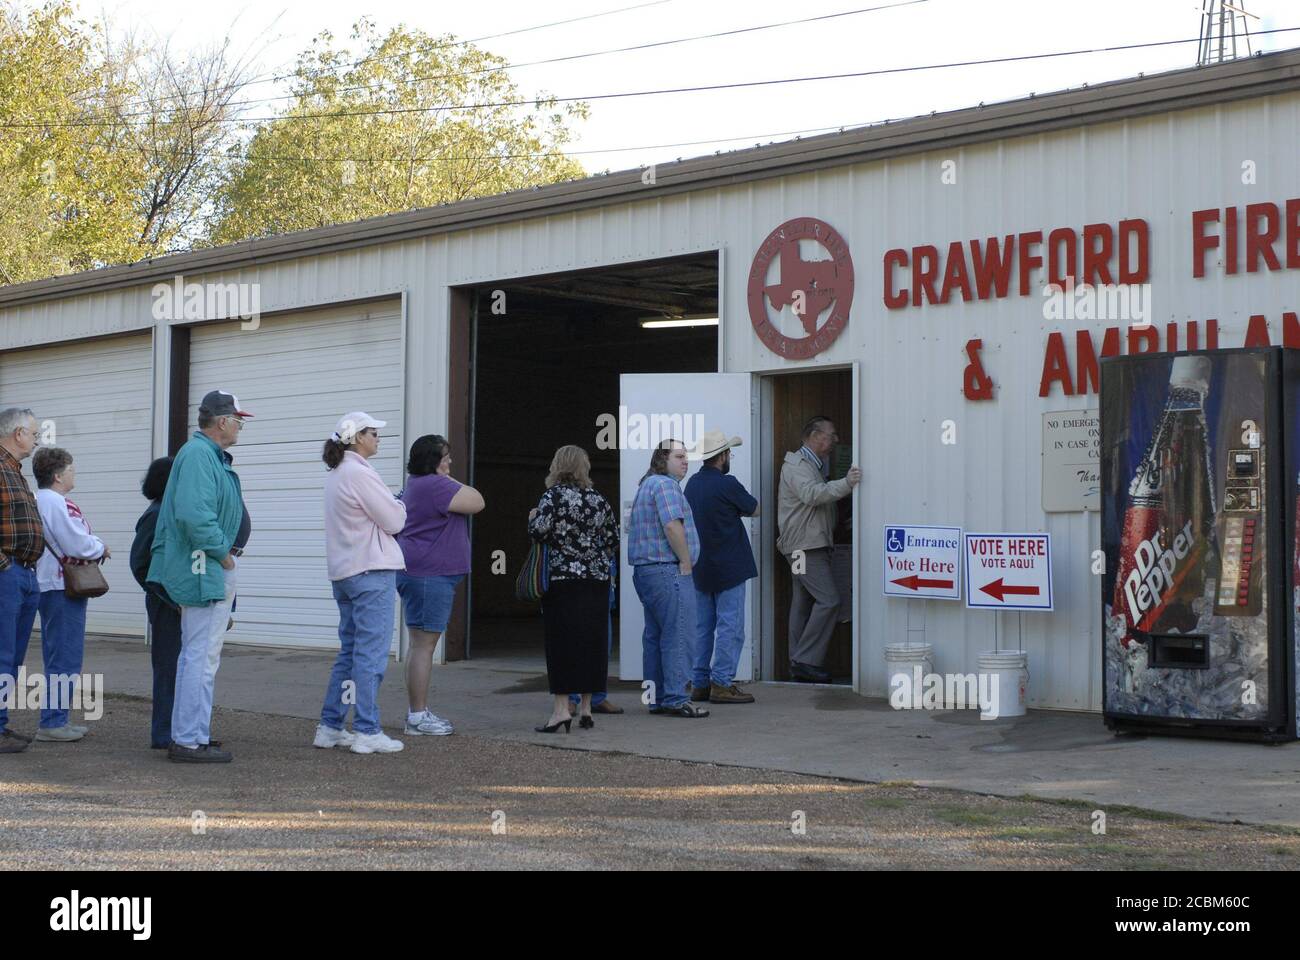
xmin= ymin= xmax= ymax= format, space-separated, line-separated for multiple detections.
xmin=526 ymin=445 xmax=619 ymax=733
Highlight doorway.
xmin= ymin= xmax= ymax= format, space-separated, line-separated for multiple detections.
xmin=451 ymin=253 xmax=720 ymax=665
xmin=763 ymin=368 xmax=856 ymax=684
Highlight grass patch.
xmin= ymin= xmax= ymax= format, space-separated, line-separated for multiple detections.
xmin=990 ymin=826 xmax=1077 ymax=841
xmin=931 ymin=805 xmax=1004 ymax=827
xmin=862 ymin=796 xmax=908 ymax=810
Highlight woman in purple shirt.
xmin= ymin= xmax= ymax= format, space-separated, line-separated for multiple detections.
xmin=396 ymin=435 xmax=484 ymax=736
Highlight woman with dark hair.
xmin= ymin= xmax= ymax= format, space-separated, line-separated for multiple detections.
xmin=33 ymin=447 xmax=109 ymax=742
xmin=395 ymin=434 xmax=483 ymax=735
xmin=527 ymin=444 xmax=619 ymax=733
xmin=314 ymin=412 xmax=408 ymax=755
xmin=130 ymin=456 xmax=182 ymax=749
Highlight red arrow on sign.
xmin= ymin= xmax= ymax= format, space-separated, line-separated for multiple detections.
xmin=892 ymin=575 xmax=955 ymax=591
xmin=979 ymin=578 xmax=1040 ymax=602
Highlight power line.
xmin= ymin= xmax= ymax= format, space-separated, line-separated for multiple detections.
xmin=81 ymin=0 xmax=678 ymax=116
xmin=132 ymin=119 xmax=905 ymax=168
xmin=136 ymin=0 xmax=930 ymax=120
xmin=7 ymin=26 xmax=1298 ymax=131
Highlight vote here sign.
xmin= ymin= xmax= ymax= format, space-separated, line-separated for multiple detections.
xmin=883 ymin=525 xmax=962 ymax=600
xmin=963 ymin=533 xmax=1054 ymax=611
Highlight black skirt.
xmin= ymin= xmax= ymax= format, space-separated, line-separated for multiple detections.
xmin=542 ymin=578 xmax=610 ymax=695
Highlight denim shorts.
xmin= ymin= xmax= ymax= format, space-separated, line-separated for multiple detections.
xmin=396 ymin=572 xmax=464 ymax=633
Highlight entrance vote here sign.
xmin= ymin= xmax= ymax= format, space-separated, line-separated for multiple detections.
xmin=882 ymin=525 xmax=962 ymax=600
xmin=963 ymin=533 xmax=1054 ymax=611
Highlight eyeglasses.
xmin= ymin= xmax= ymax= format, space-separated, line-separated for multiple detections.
xmin=225 ymin=416 xmax=246 ymax=430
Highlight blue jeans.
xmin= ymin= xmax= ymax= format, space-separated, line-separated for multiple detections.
xmin=693 ymin=581 xmax=746 ymax=689
xmin=632 ymin=563 xmax=694 ymax=709
xmin=147 ymin=597 xmax=182 ymax=748
xmin=0 ymin=563 xmax=40 ymax=733
xmin=320 ymin=570 xmax=396 ymax=736
xmin=37 ymin=590 xmax=88 ymax=729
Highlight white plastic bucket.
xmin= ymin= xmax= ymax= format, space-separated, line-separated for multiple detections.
xmin=977 ymin=649 xmax=1029 ymax=719
xmin=885 ymin=642 xmax=934 ymax=701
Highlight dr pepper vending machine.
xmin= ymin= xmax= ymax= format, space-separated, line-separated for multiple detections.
xmin=1100 ymin=347 xmax=1299 ymax=741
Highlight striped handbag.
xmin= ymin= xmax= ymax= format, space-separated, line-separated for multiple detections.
xmin=515 ymin=541 xmax=549 ymax=603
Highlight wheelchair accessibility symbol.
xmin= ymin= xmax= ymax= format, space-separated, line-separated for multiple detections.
xmin=886 ymin=528 xmax=905 ymax=553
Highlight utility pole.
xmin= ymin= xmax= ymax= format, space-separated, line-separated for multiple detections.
xmin=1197 ymin=1 xmax=1259 ymax=66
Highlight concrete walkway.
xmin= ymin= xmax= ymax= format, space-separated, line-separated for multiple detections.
xmin=47 ymin=636 xmax=1300 ymax=828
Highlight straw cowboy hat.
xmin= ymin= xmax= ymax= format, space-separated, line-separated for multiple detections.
xmin=690 ymin=429 xmax=743 ymax=461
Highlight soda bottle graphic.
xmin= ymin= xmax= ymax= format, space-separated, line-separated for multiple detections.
xmin=1113 ymin=356 xmax=1217 ymax=646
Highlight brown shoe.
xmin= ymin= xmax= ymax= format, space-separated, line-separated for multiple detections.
xmin=592 ymin=700 xmax=624 ymax=715
xmin=710 ymin=683 xmax=755 ymax=704
xmin=0 ymin=730 xmax=30 ymax=753
xmin=690 ymin=685 xmax=711 ymax=702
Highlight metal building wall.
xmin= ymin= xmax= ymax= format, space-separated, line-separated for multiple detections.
xmin=2 ymin=92 xmax=1299 ymax=708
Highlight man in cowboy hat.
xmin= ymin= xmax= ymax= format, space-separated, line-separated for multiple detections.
xmin=777 ymin=416 xmax=860 ymax=683
xmin=684 ymin=429 xmax=759 ymax=704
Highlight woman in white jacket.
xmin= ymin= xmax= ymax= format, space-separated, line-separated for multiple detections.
xmin=33 ymin=447 xmax=108 ymax=742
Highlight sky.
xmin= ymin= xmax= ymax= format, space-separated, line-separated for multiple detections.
xmin=70 ymin=0 xmax=1295 ymax=175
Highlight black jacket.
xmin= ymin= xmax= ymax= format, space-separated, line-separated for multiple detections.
xmin=131 ymin=501 xmax=179 ymax=616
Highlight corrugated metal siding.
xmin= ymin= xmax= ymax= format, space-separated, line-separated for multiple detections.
xmin=0 ymin=334 xmax=154 ymax=635
xmin=2 ymin=94 xmax=1299 ymax=705
xmin=187 ymin=302 xmax=403 ymax=648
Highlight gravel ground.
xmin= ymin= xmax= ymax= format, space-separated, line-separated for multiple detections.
xmin=0 ymin=695 xmax=1297 ymax=870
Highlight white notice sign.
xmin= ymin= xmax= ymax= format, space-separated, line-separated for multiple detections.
xmin=964 ymin=533 xmax=1054 ymax=611
xmin=1042 ymin=410 xmax=1099 ymax=512
xmin=882 ymin=525 xmax=962 ymax=601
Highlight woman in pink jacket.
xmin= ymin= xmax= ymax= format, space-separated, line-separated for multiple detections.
xmin=312 ymin=412 xmax=407 ymax=755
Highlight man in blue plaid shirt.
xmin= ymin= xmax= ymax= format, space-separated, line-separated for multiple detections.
xmin=628 ymin=439 xmax=708 ymax=718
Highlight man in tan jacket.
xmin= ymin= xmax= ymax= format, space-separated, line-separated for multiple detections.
xmin=777 ymin=416 xmax=860 ymax=682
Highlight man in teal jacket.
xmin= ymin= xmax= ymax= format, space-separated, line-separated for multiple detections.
xmin=148 ymin=390 xmax=251 ymax=763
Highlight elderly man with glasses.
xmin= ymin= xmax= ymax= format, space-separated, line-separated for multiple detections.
xmin=147 ymin=390 xmax=252 ymax=763
xmin=0 ymin=408 xmax=44 ymax=753
xmin=776 ymin=416 xmax=861 ymax=683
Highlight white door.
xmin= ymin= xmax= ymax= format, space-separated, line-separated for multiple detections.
xmin=618 ymin=373 xmax=754 ymax=681
xmin=188 ymin=301 xmax=404 ymax=649
xmin=0 ymin=333 xmax=154 ymax=636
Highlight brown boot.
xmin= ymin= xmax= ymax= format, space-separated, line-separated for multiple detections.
xmin=689 ymin=685 xmax=711 ymax=702
xmin=710 ymin=683 xmax=755 ymax=704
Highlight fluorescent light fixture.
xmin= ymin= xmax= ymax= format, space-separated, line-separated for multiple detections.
xmin=639 ymin=315 xmax=719 ymax=329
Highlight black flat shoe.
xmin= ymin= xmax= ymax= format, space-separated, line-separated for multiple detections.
xmin=578 ymin=715 xmax=594 ymax=729
xmin=534 ymin=718 xmax=572 ymax=734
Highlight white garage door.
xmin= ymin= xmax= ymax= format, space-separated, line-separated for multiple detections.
xmin=0 ymin=333 xmax=155 ymax=636
xmin=188 ymin=301 xmax=404 ymax=648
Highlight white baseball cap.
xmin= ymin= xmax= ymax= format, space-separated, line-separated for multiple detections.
xmin=332 ymin=412 xmax=386 ymax=444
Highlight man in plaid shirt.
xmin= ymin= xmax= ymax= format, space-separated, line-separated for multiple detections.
xmin=0 ymin=407 xmax=45 ymax=753
xmin=628 ymin=438 xmax=708 ymax=719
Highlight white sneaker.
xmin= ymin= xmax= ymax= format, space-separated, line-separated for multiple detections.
xmin=405 ymin=710 xmax=454 ymax=736
xmin=313 ymin=724 xmax=356 ymax=749
xmin=350 ymin=731 xmax=404 ymax=754
xmin=35 ymin=725 xmax=84 ymax=742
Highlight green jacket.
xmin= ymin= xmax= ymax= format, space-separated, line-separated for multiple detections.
xmin=146 ymin=431 xmax=243 ymax=607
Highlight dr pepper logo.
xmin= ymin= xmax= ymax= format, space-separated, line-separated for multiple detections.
xmin=748 ymin=217 xmax=854 ymax=360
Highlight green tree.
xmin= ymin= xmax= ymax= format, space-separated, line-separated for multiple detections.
xmin=207 ymin=19 xmax=588 ymax=244
xmin=0 ymin=1 xmax=254 ymax=284
xmin=0 ymin=1 xmax=138 ymax=284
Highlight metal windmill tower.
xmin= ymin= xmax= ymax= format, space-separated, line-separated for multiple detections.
xmin=1197 ymin=1 xmax=1259 ymax=65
